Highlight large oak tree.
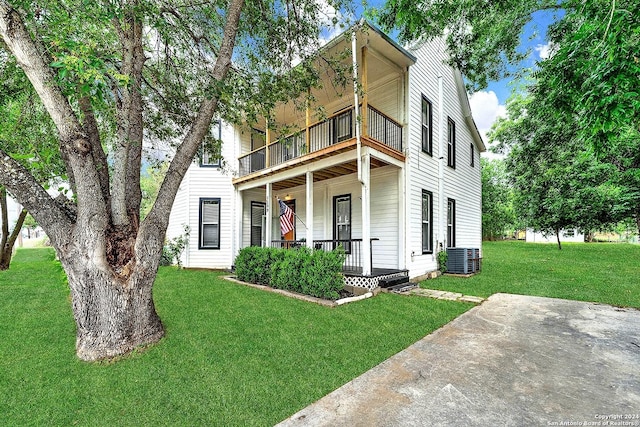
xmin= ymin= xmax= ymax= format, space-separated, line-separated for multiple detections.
xmin=0 ymin=0 xmax=351 ymax=361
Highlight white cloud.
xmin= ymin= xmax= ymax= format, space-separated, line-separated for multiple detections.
xmin=534 ymin=42 xmax=557 ymax=60
xmin=469 ymin=90 xmax=506 ymax=148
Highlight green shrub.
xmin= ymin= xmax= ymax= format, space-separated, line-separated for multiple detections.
xmin=160 ymin=225 xmax=191 ymax=266
xmin=300 ymin=247 xmax=345 ymax=300
xmin=436 ymin=250 xmax=448 ymax=273
xmin=234 ymin=246 xmax=346 ymax=300
xmin=235 ymin=246 xmax=280 ymax=285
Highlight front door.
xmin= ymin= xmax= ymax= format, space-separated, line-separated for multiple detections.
xmin=282 ymin=199 xmax=296 ymax=242
xmin=333 ymin=194 xmax=351 ymax=253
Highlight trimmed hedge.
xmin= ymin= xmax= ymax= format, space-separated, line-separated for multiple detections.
xmin=234 ymin=246 xmax=345 ymax=300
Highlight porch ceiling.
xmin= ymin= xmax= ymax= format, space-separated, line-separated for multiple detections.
xmin=271 ymin=157 xmax=389 ymax=192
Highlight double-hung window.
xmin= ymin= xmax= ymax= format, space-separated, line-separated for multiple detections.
xmin=201 ymin=120 xmax=222 ymax=167
xmin=199 ymin=198 xmax=220 ymax=249
xmin=422 ymin=190 xmax=433 ymax=253
xmin=421 ymin=96 xmax=433 ymax=155
xmin=447 ymin=198 xmax=456 ymax=248
xmin=447 ymin=118 xmax=456 ymax=168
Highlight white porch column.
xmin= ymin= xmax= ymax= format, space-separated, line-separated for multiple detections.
xmin=398 ymin=166 xmax=406 ymax=270
xmin=266 ymin=183 xmax=272 ymax=247
xmin=306 ymin=171 xmax=314 ymax=249
xmin=361 ymin=151 xmax=371 ymax=275
xmin=234 ymin=187 xmax=242 ymax=257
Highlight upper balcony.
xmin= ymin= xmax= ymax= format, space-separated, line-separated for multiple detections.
xmin=232 ymin=21 xmax=416 ymax=190
xmin=236 ymin=104 xmax=403 ymax=179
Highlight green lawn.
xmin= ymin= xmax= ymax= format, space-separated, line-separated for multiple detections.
xmin=427 ymin=240 xmax=640 ymax=309
xmin=0 ymin=248 xmax=470 ymax=426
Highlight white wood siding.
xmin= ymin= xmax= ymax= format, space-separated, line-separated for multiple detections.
xmin=167 ymin=121 xmax=237 ymax=269
xmin=405 ymin=38 xmax=483 ymax=278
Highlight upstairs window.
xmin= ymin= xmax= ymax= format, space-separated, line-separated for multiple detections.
xmin=470 ymin=143 xmax=475 ymax=167
xmin=421 ymin=96 xmax=433 ymax=155
xmin=201 ymin=120 xmax=222 ymax=167
xmin=447 ymin=118 xmax=456 ymax=169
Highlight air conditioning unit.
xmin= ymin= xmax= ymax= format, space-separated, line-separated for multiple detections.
xmin=446 ymin=248 xmax=481 ymax=274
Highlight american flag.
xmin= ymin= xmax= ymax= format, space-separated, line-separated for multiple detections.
xmin=278 ymin=199 xmax=295 ymax=236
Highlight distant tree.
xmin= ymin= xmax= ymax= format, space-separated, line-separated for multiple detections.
xmin=140 ymin=163 xmax=168 ymax=221
xmin=481 ymin=158 xmax=515 ymax=240
xmin=490 ymin=91 xmax=623 ymax=249
xmin=21 ymin=213 xmax=37 ymax=239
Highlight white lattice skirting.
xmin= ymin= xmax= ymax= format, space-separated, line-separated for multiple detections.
xmin=344 ymin=272 xmax=408 ymax=291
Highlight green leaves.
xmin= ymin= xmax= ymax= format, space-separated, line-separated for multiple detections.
xmin=49 ymin=38 xmax=129 ymax=101
xmin=0 ymin=53 xmax=64 ymax=185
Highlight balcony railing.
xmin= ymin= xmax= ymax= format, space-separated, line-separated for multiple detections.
xmin=368 ymin=105 xmax=402 ymax=152
xmin=238 ymin=105 xmax=402 ymax=178
xmin=270 ymin=238 xmax=378 ymax=273
xmin=239 ymin=147 xmax=265 ymax=177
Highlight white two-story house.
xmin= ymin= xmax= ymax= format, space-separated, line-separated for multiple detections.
xmin=167 ymin=20 xmax=485 ymax=289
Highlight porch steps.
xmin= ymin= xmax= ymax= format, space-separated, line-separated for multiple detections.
xmin=378 ymin=275 xmax=411 ymax=291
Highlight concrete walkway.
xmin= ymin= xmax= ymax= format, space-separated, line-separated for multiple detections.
xmin=277 ymin=293 xmax=640 ymax=426
xmin=407 ymin=287 xmax=485 ymax=304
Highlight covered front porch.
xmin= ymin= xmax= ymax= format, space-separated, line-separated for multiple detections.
xmin=234 ymin=159 xmax=407 ymax=289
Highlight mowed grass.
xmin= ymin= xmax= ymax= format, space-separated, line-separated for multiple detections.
xmin=0 ymin=248 xmax=471 ymax=426
xmin=426 ymin=240 xmax=640 ymax=308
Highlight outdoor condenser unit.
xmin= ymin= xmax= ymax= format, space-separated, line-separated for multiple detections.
xmin=445 ymin=248 xmax=481 ymax=274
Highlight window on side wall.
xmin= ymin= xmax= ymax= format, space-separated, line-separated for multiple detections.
xmin=447 ymin=198 xmax=456 ymax=248
xmin=470 ymin=143 xmax=475 ymax=167
xmin=447 ymin=118 xmax=456 ymax=169
xmin=199 ymin=198 xmax=220 ymax=249
xmin=422 ymin=190 xmax=433 ymax=254
xmin=201 ymin=119 xmax=222 ymax=167
xmin=421 ymin=96 xmax=433 ymax=155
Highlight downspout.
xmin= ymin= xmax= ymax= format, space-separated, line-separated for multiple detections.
xmin=438 ymin=74 xmax=445 ymax=251
xmin=352 ymin=28 xmax=364 ymax=186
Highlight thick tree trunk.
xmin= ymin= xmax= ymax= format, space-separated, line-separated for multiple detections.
xmin=60 ymin=237 xmax=165 ymax=361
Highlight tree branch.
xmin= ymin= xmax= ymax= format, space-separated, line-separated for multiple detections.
xmin=79 ymin=95 xmax=111 ymax=214
xmin=0 ymin=2 xmax=107 ymax=233
xmin=111 ymin=1 xmax=145 ymax=228
xmin=5 ymin=207 xmax=27 ymax=254
xmin=0 ymin=151 xmax=73 ymax=250
xmin=141 ymin=0 xmax=245 ymax=239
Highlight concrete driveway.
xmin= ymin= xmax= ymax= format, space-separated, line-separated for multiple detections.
xmin=277 ymin=293 xmax=640 ymax=426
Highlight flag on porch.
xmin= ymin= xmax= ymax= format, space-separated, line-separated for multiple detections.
xmin=278 ymin=199 xmax=295 ymax=236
